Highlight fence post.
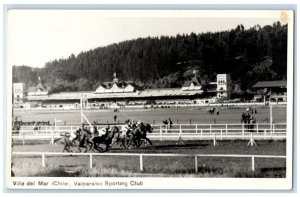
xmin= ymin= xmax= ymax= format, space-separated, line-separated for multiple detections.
xmin=225 ymin=124 xmax=228 ymax=134
xmin=200 ymin=130 xmax=203 ymax=140
xmin=90 ymin=154 xmax=93 ymax=168
xmin=247 ymin=133 xmax=257 ymax=146
xmin=251 ymin=156 xmax=255 ymax=172
xmin=195 ymin=155 xmax=198 ymax=173
xmin=220 ymin=130 xmax=223 ymax=140
xmin=160 ymin=126 xmax=162 ymax=141
xmin=179 ymin=124 xmax=182 ymax=135
xmin=213 ymin=134 xmax=218 ymax=146
xmin=177 ymin=125 xmax=184 ymax=145
xmin=242 ymin=124 xmax=245 ymax=140
xmin=195 ymin=125 xmax=198 ymax=133
xmin=139 ymin=155 xmax=144 ymax=171
xmin=49 ymin=129 xmax=54 ymax=145
xmin=22 ymin=131 xmax=25 ymax=145
xmin=264 ymin=129 xmax=267 ymax=140
xmin=42 ymin=153 xmax=45 ymax=168
xmin=256 ymin=123 xmax=259 ymax=133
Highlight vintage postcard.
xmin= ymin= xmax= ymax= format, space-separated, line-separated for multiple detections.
xmin=5 ymin=9 xmax=294 ymax=190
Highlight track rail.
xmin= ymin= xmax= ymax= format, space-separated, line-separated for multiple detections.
xmin=12 ymin=152 xmax=286 ymax=173
xmin=12 ymin=123 xmax=287 ymax=144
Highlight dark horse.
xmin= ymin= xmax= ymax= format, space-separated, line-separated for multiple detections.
xmin=128 ymin=122 xmax=153 ymax=148
xmin=92 ymin=126 xmax=120 ymax=152
xmin=208 ymin=107 xmax=216 ymax=115
xmin=54 ymin=128 xmax=93 ymax=153
xmin=241 ymin=112 xmax=256 ymax=132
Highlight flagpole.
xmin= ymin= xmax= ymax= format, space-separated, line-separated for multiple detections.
xmin=269 ymin=96 xmax=273 ymax=129
xmin=80 ymin=97 xmax=83 ymax=125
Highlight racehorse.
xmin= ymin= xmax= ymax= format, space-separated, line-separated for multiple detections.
xmin=54 ymin=128 xmax=93 ymax=153
xmin=241 ymin=112 xmax=256 ymax=132
xmin=128 ymin=122 xmax=153 ymax=148
xmin=208 ymin=108 xmax=216 ymax=115
xmin=54 ymin=130 xmax=81 ymax=153
xmin=92 ymin=126 xmax=120 ymax=152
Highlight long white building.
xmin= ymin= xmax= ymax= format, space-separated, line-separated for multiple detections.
xmin=14 ymin=73 xmax=232 ymax=109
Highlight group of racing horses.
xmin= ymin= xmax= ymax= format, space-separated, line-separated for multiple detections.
xmin=55 ymin=120 xmax=153 ymax=153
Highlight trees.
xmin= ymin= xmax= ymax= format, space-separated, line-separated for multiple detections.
xmin=13 ymin=22 xmax=287 ymax=92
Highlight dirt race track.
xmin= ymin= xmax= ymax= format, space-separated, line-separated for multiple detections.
xmin=11 ymin=105 xmax=287 ymax=177
xmin=13 ymin=105 xmax=287 ymax=125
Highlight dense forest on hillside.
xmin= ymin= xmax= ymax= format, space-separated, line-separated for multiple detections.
xmin=13 ymin=22 xmax=287 ymax=93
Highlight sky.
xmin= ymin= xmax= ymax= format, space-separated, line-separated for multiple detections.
xmin=7 ymin=10 xmax=290 ymax=68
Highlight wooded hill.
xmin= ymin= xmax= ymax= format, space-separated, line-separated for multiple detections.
xmin=13 ymin=22 xmax=287 ymax=94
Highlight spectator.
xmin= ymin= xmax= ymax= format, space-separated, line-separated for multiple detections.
xmin=168 ymin=118 xmax=173 ymax=129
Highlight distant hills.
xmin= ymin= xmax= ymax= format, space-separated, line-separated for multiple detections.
xmin=13 ymin=22 xmax=287 ymax=94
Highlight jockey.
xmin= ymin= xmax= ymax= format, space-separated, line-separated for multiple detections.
xmin=90 ymin=123 xmax=99 ymax=138
xmin=121 ymin=121 xmax=132 ymax=137
xmin=81 ymin=123 xmax=86 ymax=131
xmin=99 ymin=125 xmax=110 ymax=137
xmin=69 ymin=130 xmax=77 ymax=141
xmin=70 ymin=126 xmax=81 ymax=143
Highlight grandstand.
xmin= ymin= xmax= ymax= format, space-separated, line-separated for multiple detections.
xmin=14 ymin=73 xmax=235 ymax=109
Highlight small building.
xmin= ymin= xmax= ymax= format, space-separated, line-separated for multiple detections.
xmin=13 ymin=83 xmax=25 ymax=105
xmin=28 ymin=79 xmax=50 ymax=97
xmin=252 ymin=80 xmax=287 ymax=102
xmin=217 ymin=74 xmax=231 ymax=99
xmin=181 ymin=76 xmax=203 ymax=92
xmin=93 ymin=73 xmax=140 ymax=94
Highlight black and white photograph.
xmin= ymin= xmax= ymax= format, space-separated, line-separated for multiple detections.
xmin=6 ymin=9 xmax=294 ymax=190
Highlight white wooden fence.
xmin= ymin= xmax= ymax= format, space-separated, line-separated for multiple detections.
xmin=12 ymin=152 xmax=286 ymax=173
xmin=12 ymin=123 xmax=286 ymax=145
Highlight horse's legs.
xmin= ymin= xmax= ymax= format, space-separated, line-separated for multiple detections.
xmin=77 ymin=144 xmax=81 ymax=152
xmin=145 ymin=137 xmax=152 ymax=145
xmin=105 ymin=143 xmax=110 ymax=152
xmin=121 ymin=139 xmax=127 ymax=149
xmin=63 ymin=144 xmax=68 ymax=153
xmin=134 ymin=138 xmax=140 ymax=148
xmin=126 ymin=138 xmax=133 ymax=149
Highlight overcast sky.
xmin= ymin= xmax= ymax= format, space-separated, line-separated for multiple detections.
xmin=7 ymin=10 xmax=289 ymax=68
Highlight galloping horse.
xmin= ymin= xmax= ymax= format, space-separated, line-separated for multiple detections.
xmin=129 ymin=122 xmax=153 ymax=148
xmin=54 ymin=129 xmax=81 ymax=153
xmin=78 ymin=128 xmax=94 ymax=152
xmin=208 ymin=108 xmax=216 ymax=115
xmin=92 ymin=126 xmax=120 ymax=152
xmin=241 ymin=112 xmax=256 ymax=132
xmin=55 ymin=127 xmax=94 ymax=153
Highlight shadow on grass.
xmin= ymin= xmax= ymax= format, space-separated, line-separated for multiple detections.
xmin=234 ymin=167 xmax=286 ymax=178
xmin=29 ymin=165 xmax=286 ymax=178
xmin=35 ymin=169 xmax=81 ymax=177
xmin=106 ymin=142 xmax=210 ymax=153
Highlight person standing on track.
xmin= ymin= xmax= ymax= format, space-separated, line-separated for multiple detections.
xmin=168 ymin=118 xmax=173 ymax=129
xmin=113 ymin=114 xmax=117 ymax=122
